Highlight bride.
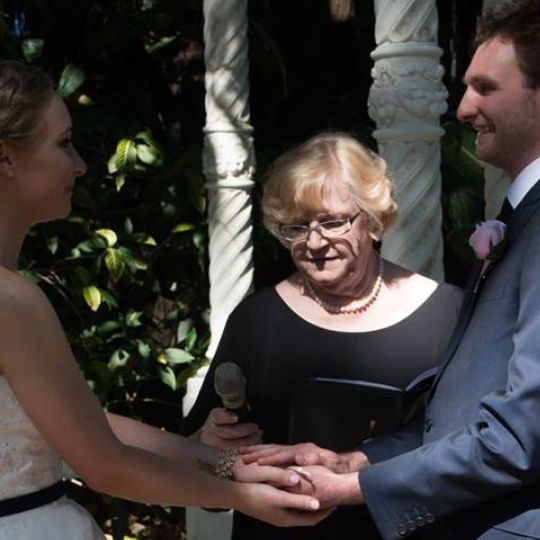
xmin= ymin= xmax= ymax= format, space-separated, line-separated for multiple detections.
xmin=0 ymin=60 xmax=326 ymax=539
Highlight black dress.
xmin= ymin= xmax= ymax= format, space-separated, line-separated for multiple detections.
xmin=182 ymin=284 xmax=463 ymax=540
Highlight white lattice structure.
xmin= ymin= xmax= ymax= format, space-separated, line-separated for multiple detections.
xmin=369 ymin=0 xmax=447 ymax=279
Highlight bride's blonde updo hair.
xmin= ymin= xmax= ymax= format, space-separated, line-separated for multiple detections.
xmin=262 ymin=132 xmax=397 ymax=241
xmin=0 ymin=60 xmax=54 ymax=144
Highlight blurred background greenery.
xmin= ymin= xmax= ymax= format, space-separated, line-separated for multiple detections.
xmin=0 ymin=0 xmax=485 ymax=537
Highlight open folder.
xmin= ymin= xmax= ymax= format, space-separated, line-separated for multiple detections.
xmin=288 ymin=367 xmax=438 ymax=452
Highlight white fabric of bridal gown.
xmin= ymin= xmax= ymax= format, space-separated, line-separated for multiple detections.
xmin=0 ymin=376 xmax=104 ymax=539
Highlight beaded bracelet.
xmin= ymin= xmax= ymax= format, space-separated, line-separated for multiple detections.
xmin=214 ymin=447 xmax=238 ymax=480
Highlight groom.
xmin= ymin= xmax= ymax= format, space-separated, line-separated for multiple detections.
xmin=243 ymin=1 xmax=540 ymax=538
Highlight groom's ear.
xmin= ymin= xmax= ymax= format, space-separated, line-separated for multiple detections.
xmin=0 ymin=142 xmax=15 ymax=178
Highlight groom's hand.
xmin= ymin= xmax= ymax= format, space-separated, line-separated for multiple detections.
xmin=284 ymin=465 xmax=364 ymax=508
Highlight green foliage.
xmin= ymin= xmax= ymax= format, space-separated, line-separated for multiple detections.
xmin=441 ymin=121 xmax=485 ymax=284
xmin=1 ymin=1 xmax=207 ymax=535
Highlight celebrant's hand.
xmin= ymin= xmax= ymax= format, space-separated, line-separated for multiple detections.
xmin=199 ymin=407 xmax=263 ymax=448
xmin=240 ymin=443 xmax=368 ymax=474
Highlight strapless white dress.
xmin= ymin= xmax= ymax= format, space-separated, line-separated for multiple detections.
xmin=0 ymin=376 xmax=104 ymax=539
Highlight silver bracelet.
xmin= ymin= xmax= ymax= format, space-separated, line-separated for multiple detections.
xmin=214 ymin=447 xmax=238 ymax=480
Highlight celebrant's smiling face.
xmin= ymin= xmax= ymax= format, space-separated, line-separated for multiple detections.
xmin=287 ymin=181 xmax=374 ymax=295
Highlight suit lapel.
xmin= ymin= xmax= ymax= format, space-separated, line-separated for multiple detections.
xmin=505 ymin=179 xmax=540 ymax=245
xmin=427 ymin=178 xmax=540 ymax=402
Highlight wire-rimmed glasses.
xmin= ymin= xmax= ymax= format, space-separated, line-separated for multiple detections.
xmin=278 ymin=212 xmax=361 ymax=242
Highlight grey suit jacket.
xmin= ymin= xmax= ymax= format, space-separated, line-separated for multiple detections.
xmin=359 ymin=179 xmax=540 ymax=540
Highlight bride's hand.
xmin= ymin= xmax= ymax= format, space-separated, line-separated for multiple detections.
xmin=235 ymin=482 xmax=333 ymax=528
xmin=232 ymin=456 xmax=302 ymax=488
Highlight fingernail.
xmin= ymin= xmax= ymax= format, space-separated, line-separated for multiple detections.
xmin=309 ymin=500 xmax=320 ymax=510
xmin=289 ymin=473 xmax=299 ymax=484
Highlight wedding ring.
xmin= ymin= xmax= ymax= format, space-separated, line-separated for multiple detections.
xmin=287 ymin=465 xmax=312 ymax=480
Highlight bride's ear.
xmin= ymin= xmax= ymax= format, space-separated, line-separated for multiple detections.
xmin=0 ymin=142 xmax=15 ymax=179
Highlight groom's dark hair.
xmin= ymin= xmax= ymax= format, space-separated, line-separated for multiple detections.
xmin=474 ymin=0 xmax=540 ymax=88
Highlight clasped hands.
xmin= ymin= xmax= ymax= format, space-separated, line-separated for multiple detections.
xmin=236 ymin=442 xmax=368 ymax=510
xmin=199 ymin=408 xmax=367 ymax=525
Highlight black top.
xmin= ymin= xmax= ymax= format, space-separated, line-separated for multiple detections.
xmin=182 ymin=283 xmax=463 ymax=540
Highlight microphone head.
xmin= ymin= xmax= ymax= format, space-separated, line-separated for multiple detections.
xmin=214 ymin=362 xmax=246 ymax=410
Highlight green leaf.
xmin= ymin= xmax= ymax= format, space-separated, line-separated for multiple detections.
xmin=193 ymin=231 xmax=205 ymax=250
xmin=172 ymin=223 xmax=195 ymax=233
xmin=115 ymin=174 xmax=126 ymax=192
xmin=137 ymin=143 xmax=162 ymax=166
xmin=185 ymin=327 xmax=198 ymax=351
xmin=124 ymin=218 xmax=134 ymax=235
xmin=100 ymin=289 xmax=118 ymax=309
xmin=83 ymin=285 xmax=102 ymax=312
xmin=176 ymin=319 xmax=193 ymax=344
xmin=96 ymin=229 xmax=118 ymax=247
xmin=57 ymin=64 xmax=86 ymax=98
xmin=73 ymin=266 xmax=91 ymax=286
xmin=77 ymin=94 xmax=94 ymax=107
xmin=163 ymin=347 xmax=194 ymax=365
xmin=105 ymin=248 xmax=125 ymax=283
xmin=159 ymin=366 xmax=177 ymax=390
xmin=21 ymin=38 xmax=44 ymax=63
xmin=97 ymin=320 xmax=122 ymax=335
xmin=108 ymin=349 xmax=130 ymax=370
xmin=137 ymin=340 xmax=151 ymax=359
xmin=46 ymin=236 xmax=59 ymax=255
xmin=146 ymin=35 xmax=177 ymax=54
xmin=18 ymin=270 xmax=40 ymax=284
xmin=126 ymin=311 xmax=143 ymax=327
xmin=114 ymin=139 xmax=137 ymax=173
xmin=132 ymin=233 xmax=157 ymax=246
xmin=107 ymin=154 xmax=118 ymax=174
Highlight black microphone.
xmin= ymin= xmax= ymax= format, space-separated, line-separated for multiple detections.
xmin=214 ymin=362 xmax=252 ymax=423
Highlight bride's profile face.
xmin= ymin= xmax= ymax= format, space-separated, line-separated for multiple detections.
xmin=5 ymin=93 xmax=87 ymax=224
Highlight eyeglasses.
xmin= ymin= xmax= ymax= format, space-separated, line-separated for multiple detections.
xmin=278 ymin=213 xmax=361 ymax=242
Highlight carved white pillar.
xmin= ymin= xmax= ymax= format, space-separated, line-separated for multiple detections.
xmin=203 ymin=0 xmax=255 ymax=358
xmin=369 ymin=0 xmax=447 ymax=279
xmin=482 ymin=0 xmax=511 ymax=218
xmin=185 ymin=1 xmax=254 ymax=538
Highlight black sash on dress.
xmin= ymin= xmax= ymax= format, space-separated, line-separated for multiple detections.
xmin=0 ymin=480 xmax=66 ymax=518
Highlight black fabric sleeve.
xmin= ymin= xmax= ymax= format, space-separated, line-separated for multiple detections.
xmin=180 ymin=306 xmax=245 ymax=436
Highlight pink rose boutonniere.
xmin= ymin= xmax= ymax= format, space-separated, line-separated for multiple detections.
xmin=468 ymin=220 xmax=507 ymax=292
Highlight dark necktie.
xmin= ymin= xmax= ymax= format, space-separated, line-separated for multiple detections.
xmin=496 ymin=198 xmax=513 ymax=224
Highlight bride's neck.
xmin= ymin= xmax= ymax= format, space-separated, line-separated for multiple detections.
xmin=0 ymin=223 xmax=26 ymax=271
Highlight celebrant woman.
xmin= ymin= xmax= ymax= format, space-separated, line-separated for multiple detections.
xmin=182 ymin=132 xmax=464 ymax=539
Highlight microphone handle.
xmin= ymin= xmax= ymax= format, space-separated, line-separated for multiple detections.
xmin=226 ymin=402 xmax=252 ymax=423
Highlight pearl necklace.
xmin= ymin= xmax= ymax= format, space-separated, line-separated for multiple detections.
xmin=304 ymin=255 xmax=384 ymax=315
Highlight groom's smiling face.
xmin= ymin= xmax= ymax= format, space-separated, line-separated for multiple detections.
xmin=457 ymin=36 xmax=540 ymax=179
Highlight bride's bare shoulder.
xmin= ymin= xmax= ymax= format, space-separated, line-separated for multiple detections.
xmin=0 ymin=267 xmax=52 ymax=319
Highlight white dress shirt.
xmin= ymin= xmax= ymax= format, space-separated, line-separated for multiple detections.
xmin=507 ymin=155 xmax=540 ymax=208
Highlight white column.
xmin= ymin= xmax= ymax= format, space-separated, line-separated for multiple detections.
xmin=369 ymin=0 xmax=447 ymax=279
xmin=482 ymin=0 xmax=511 ymax=218
xmin=185 ymin=1 xmax=255 ymax=538
xmin=203 ymin=0 xmax=255 ymax=357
